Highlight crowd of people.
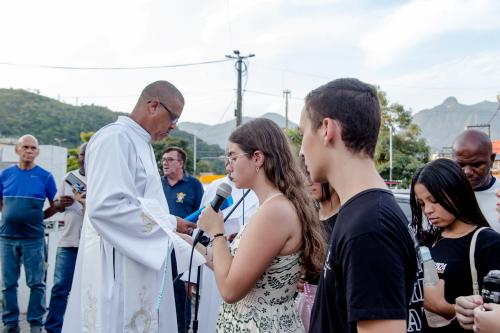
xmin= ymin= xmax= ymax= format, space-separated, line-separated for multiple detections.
xmin=0 ymin=78 xmax=500 ymax=333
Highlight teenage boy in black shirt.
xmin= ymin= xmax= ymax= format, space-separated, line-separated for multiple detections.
xmin=299 ymin=78 xmax=423 ymax=333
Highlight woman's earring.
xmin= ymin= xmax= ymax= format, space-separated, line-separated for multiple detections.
xmin=256 ymin=166 xmax=260 ymax=174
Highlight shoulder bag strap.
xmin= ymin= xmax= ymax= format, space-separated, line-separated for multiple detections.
xmin=469 ymin=227 xmax=488 ymax=295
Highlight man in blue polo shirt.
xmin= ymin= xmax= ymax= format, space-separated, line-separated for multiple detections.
xmin=161 ymin=146 xmax=203 ymax=333
xmin=0 ymin=135 xmax=72 ymax=333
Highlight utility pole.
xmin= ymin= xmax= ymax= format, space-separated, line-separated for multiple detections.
xmin=389 ymin=126 xmax=393 ymax=182
xmin=225 ymin=50 xmax=255 ymax=127
xmin=283 ymin=89 xmax=291 ymax=129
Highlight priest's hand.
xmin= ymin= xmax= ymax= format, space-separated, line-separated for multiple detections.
xmin=198 ymin=206 xmax=224 ymax=237
xmin=176 ymin=217 xmax=197 ymax=235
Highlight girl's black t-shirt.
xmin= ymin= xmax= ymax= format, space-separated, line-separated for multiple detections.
xmin=425 ymin=227 xmax=500 ymax=332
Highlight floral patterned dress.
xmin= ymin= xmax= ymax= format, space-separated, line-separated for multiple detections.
xmin=216 ymin=224 xmax=304 ymax=333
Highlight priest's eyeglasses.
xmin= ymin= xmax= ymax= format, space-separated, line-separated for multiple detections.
xmin=149 ymin=100 xmax=179 ymax=124
xmin=224 ymin=153 xmax=248 ymax=165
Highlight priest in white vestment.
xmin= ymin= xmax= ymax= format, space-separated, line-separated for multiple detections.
xmin=63 ymin=81 xmax=197 ymax=333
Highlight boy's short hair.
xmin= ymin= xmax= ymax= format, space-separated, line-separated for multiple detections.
xmin=305 ymin=78 xmax=381 ymax=158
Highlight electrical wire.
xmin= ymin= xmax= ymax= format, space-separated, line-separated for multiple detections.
xmin=0 ymin=59 xmax=231 ymax=71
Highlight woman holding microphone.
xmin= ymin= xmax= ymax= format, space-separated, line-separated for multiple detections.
xmin=198 ymin=118 xmax=325 ymax=332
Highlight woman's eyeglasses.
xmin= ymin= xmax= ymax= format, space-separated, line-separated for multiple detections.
xmin=224 ymin=153 xmax=248 ymax=165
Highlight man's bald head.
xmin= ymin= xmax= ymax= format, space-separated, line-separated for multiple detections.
xmin=453 ymin=129 xmax=492 ymax=155
xmin=15 ymin=134 xmax=40 ymax=169
xmin=17 ymin=134 xmax=39 ymax=147
xmin=139 ymin=80 xmax=184 ymax=107
xmin=131 ymin=80 xmax=184 ymax=141
xmin=452 ymin=129 xmax=495 ymax=189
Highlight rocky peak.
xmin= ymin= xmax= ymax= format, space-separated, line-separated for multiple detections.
xmin=442 ymin=96 xmax=459 ymax=108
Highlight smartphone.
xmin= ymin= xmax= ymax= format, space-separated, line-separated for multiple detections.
xmin=65 ymin=173 xmax=86 ymax=193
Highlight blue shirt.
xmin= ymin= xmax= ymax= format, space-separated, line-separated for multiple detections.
xmin=0 ymin=165 xmax=58 ymax=238
xmin=161 ymin=173 xmax=204 ymax=218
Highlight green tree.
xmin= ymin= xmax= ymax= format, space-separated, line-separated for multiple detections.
xmin=196 ymin=159 xmax=215 ymax=174
xmin=283 ymin=128 xmax=302 ymax=155
xmin=80 ymin=131 xmax=94 ymax=143
xmin=66 ymin=132 xmax=95 ymax=171
xmin=375 ymin=90 xmax=430 ymax=188
xmin=67 ymin=148 xmax=79 ymax=171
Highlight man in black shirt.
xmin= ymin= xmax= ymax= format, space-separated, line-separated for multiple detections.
xmin=298 ymin=78 xmax=423 ymax=333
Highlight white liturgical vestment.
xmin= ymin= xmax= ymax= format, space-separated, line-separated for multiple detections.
xmin=63 ymin=116 xmax=178 ymax=333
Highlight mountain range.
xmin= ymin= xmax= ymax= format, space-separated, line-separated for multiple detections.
xmin=412 ymin=97 xmax=499 ymax=151
xmin=178 ymin=113 xmax=297 ymax=149
xmin=1 ymin=88 xmax=499 ymax=154
xmin=179 ymin=97 xmax=499 ymax=152
xmin=0 ymin=89 xmax=224 ymax=163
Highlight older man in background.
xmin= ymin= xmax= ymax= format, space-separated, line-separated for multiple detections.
xmin=452 ymin=129 xmax=500 ymax=232
xmin=0 ymin=135 xmax=72 ymax=333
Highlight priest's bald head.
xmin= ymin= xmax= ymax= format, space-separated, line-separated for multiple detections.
xmin=131 ymin=81 xmax=184 ymax=141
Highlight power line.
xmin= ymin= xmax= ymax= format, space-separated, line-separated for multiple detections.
xmin=58 ymin=89 xmax=234 ymax=100
xmin=486 ymin=93 xmax=500 ymax=125
xmin=245 ymin=89 xmax=279 ymax=97
xmin=0 ymin=58 xmax=231 ymax=71
xmin=244 ymin=89 xmax=302 ymax=100
xmin=256 ymin=64 xmax=331 ymax=80
xmin=217 ymin=97 xmax=236 ymax=124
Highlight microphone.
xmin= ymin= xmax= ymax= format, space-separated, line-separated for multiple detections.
xmin=184 ymin=196 xmax=234 ymax=222
xmin=193 ymin=182 xmax=232 ymax=246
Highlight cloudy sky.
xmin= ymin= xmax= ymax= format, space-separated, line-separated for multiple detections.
xmin=1 ymin=0 xmax=499 ymax=125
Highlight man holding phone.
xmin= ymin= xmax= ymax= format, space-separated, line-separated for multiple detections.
xmin=45 ymin=143 xmax=87 ymax=333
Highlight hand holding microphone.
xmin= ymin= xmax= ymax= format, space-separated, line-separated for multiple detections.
xmin=195 ymin=183 xmax=232 ymax=245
